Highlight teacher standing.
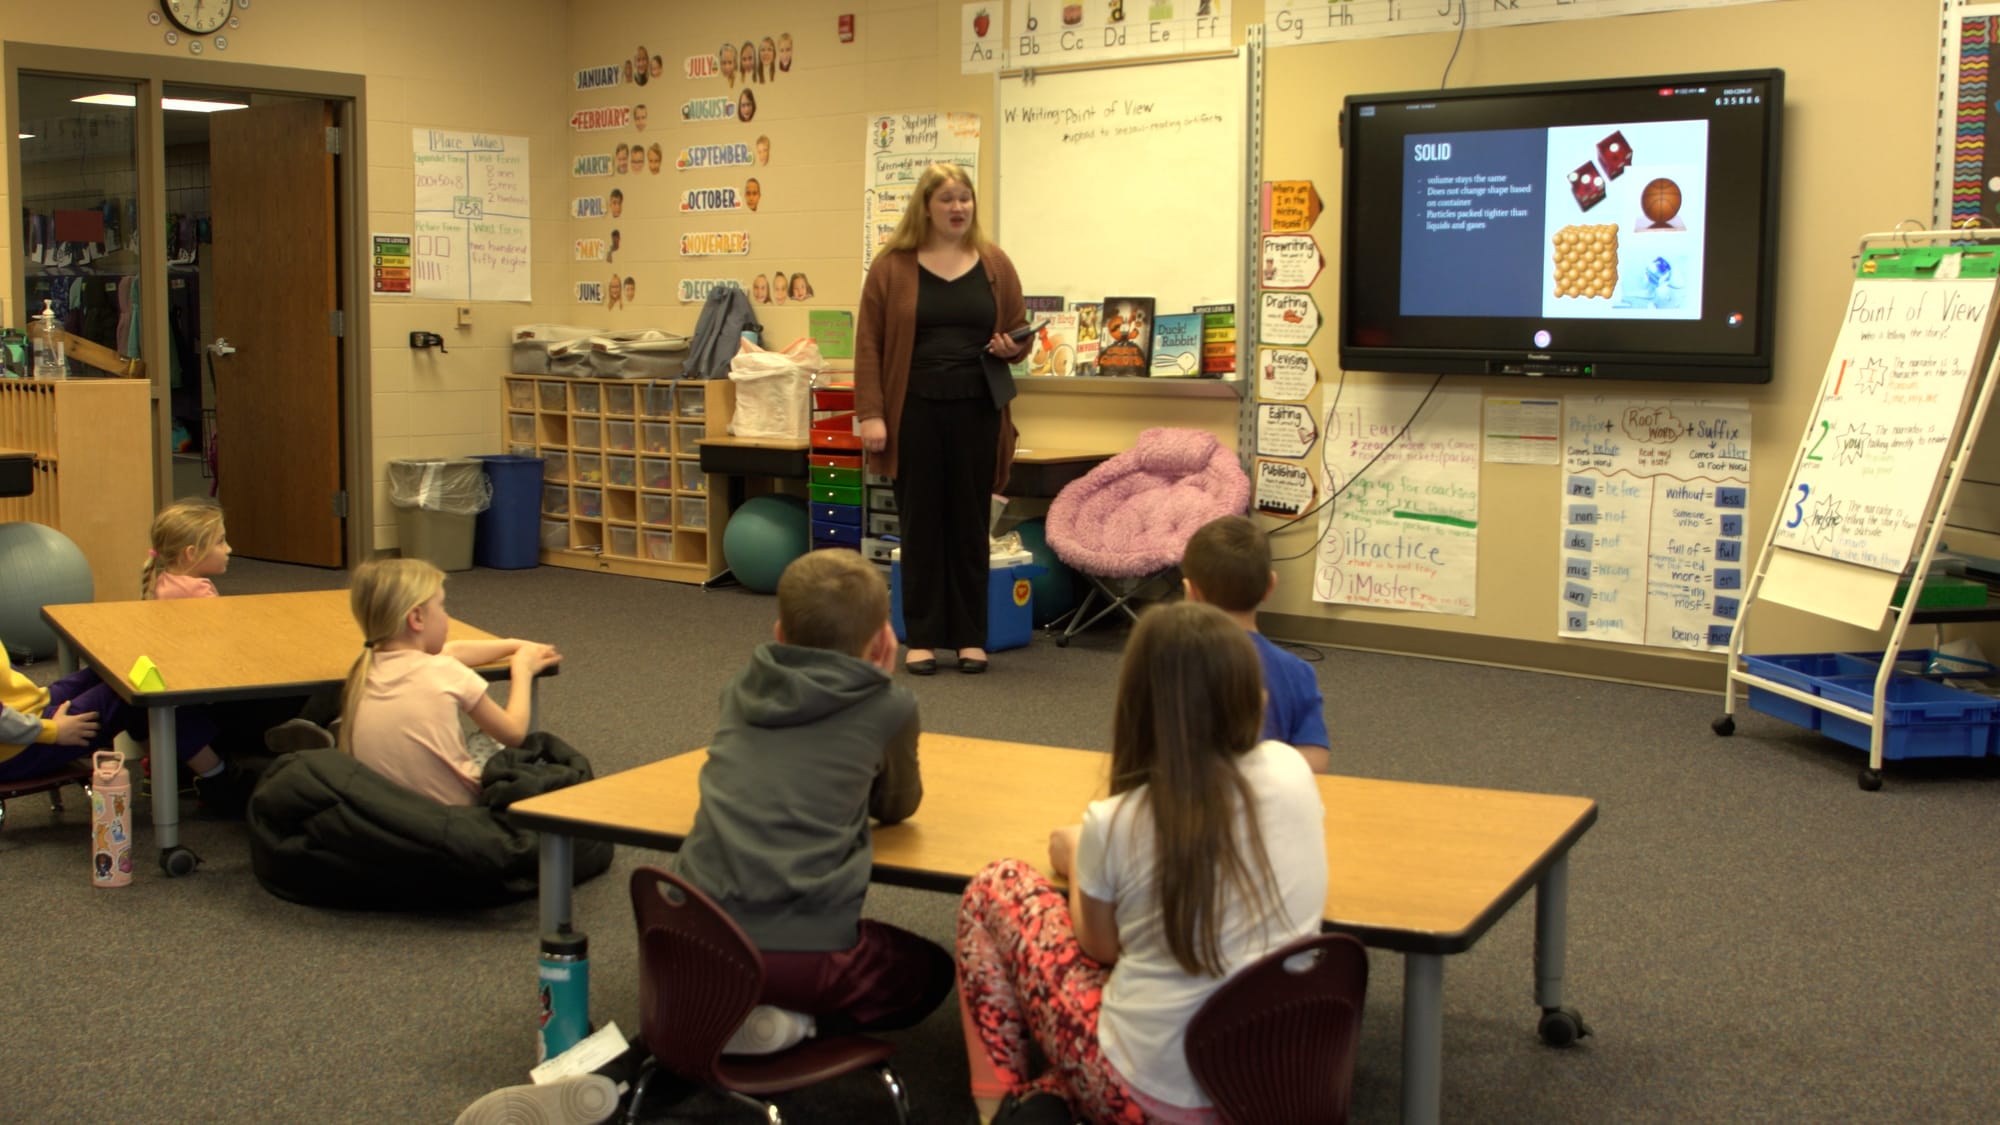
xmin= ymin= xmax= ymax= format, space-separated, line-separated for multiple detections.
xmin=856 ymin=162 xmax=1027 ymax=676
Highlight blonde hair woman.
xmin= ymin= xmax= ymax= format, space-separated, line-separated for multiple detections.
xmin=853 ymin=162 xmax=1028 ymax=676
xmin=338 ymin=559 xmax=562 ymax=804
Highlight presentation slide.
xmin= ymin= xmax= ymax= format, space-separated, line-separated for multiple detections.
xmin=1399 ymin=120 xmax=1710 ymax=326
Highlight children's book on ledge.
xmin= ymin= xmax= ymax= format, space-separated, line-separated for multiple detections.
xmin=1096 ymin=296 xmax=1155 ymax=376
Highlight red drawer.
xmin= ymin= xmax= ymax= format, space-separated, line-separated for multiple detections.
xmin=811 ymin=452 xmax=863 ymax=470
xmin=812 ymin=388 xmax=855 ymax=411
xmin=812 ymin=429 xmax=863 ymax=451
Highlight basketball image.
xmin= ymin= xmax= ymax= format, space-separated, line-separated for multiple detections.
xmin=1641 ymin=178 xmax=1682 ymax=226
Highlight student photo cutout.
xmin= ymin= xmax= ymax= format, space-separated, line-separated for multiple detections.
xmin=737 ymin=88 xmax=757 ymax=124
xmin=745 ymin=177 xmax=762 ymax=212
xmin=751 ymin=274 xmax=771 ymax=303
xmin=719 ymin=43 xmax=738 ymax=86
xmin=778 ymin=32 xmax=793 ymax=73
xmin=755 ymin=135 xmax=771 ymax=166
xmin=648 ymin=143 xmax=663 ymax=175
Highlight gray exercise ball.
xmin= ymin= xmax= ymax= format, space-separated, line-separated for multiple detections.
xmin=0 ymin=522 xmax=94 ymax=660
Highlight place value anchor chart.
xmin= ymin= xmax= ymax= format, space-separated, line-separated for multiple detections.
xmin=1559 ymin=398 xmax=1751 ymax=651
xmin=1773 ymin=268 xmax=1998 ymax=573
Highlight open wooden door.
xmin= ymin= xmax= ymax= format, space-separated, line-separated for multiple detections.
xmin=209 ymin=99 xmax=344 ymax=566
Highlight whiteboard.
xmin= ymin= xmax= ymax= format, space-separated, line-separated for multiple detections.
xmin=1771 ymin=272 xmax=2000 ymax=573
xmin=996 ymin=53 xmax=1246 ymax=316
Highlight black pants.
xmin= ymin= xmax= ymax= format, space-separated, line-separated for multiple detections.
xmin=894 ymin=394 xmax=999 ymax=650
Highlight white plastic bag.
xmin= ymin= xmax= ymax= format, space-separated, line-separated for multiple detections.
xmin=727 ymin=337 xmax=823 ymax=439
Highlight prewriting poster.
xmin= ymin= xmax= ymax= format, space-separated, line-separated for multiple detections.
xmin=1559 ymin=397 xmax=1751 ymax=650
xmin=862 ymin=112 xmax=980 ymax=277
xmin=1314 ymin=386 xmax=1481 ymax=616
xmin=413 ymin=129 xmax=531 ymax=302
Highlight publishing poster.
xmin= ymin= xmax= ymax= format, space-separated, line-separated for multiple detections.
xmin=1559 ymin=397 xmax=1751 ymax=650
xmin=1314 ymin=386 xmax=1481 ymax=615
xmin=862 ymin=112 xmax=980 ymax=277
xmin=413 ymin=129 xmax=531 ymax=302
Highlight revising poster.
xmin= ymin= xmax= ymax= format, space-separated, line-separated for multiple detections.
xmin=862 ymin=112 xmax=980 ymax=277
xmin=1314 ymin=386 xmax=1481 ymax=615
xmin=1559 ymin=397 xmax=1751 ymax=650
xmin=413 ymin=129 xmax=531 ymax=302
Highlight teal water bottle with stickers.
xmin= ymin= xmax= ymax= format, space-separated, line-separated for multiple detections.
xmin=537 ymin=924 xmax=591 ymax=1062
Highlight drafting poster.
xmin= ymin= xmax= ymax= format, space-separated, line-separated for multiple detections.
xmin=862 ymin=112 xmax=980 ymax=277
xmin=1559 ymin=398 xmax=1751 ymax=650
xmin=413 ymin=129 xmax=531 ymax=302
xmin=1314 ymin=386 xmax=1480 ymax=615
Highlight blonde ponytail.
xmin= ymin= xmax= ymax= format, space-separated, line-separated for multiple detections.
xmin=338 ymin=558 xmax=446 ymax=754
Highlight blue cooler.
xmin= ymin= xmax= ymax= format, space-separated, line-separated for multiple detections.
xmin=473 ymin=454 xmax=544 ymax=569
xmin=890 ymin=548 xmax=1044 ymax=652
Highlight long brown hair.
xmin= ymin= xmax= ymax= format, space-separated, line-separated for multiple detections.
xmin=140 ymin=498 xmax=226 ymax=598
xmin=338 ymin=558 xmax=444 ymax=755
xmin=1110 ymin=601 xmax=1283 ymax=977
xmin=881 ymin=162 xmax=990 ymax=254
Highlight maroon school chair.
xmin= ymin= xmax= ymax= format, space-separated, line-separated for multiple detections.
xmin=1185 ymin=932 xmax=1371 ymax=1125
xmin=0 ymin=763 xmax=91 ymax=832
xmin=625 ymin=866 xmax=910 ymax=1124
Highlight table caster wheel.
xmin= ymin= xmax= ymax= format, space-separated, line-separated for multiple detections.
xmin=159 ymin=846 xmax=201 ymax=877
xmin=1711 ymin=715 xmax=1735 ymax=736
xmin=1538 ymin=1007 xmax=1591 ymax=1048
xmin=1055 ymin=635 xmax=1071 ymax=648
xmin=1857 ymin=768 xmax=1883 ymax=792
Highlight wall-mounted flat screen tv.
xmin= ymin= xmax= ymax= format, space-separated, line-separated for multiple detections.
xmin=1339 ymin=70 xmax=1783 ymax=383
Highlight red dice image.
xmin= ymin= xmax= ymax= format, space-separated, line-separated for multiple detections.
xmin=1568 ymin=162 xmax=1606 ymax=212
xmin=1596 ymin=131 xmax=1632 ymax=179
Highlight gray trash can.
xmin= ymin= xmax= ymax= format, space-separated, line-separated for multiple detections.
xmin=389 ymin=458 xmax=491 ymax=571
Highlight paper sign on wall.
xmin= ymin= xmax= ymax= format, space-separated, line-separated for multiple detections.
xmin=863 ymin=112 xmax=981 ymax=278
xmin=413 ymin=129 xmax=530 ymax=303
xmin=1257 ymin=348 xmax=1317 ymax=401
xmin=1256 ymin=403 xmax=1318 ymax=459
xmin=1255 ymin=458 xmax=1316 ymax=519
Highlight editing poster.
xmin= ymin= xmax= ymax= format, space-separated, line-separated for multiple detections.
xmin=1559 ymin=397 xmax=1751 ymax=650
xmin=1314 ymin=386 xmax=1481 ymax=615
xmin=413 ymin=129 xmax=531 ymax=302
xmin=862 ymin=112 xmax=980 ymax=277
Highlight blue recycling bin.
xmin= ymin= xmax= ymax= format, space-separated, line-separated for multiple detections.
xmin=473 ymin=454 xmax=544 ymax=569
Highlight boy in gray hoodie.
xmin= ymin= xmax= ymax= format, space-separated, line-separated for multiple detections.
xmin=671 ymin=549 xmax=950 ymax=1051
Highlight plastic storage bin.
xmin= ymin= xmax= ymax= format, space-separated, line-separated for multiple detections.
xmin=1816 ymin=674 xmax=2000 ymax=760
xmin=642 ymin=422 xmax=673 ymax=454
xmin=572 ymin=417 xmax=602 ymax=450
xmin=890 ymin=549 xmax=1044 ymax=653
xmin=572 ymin=452 xmax=603 ymax=485
xmin=678 ymin=497 xmax=708 ymax=528
xmin=542 ymin=484 xmax=569 ymax=515
xmin=542 ymin=449 xmax=569 ymax=484
xmin=539 ymin=381 xmax=568 ymax=411
xmin=575 ymin=487 xmax=603 ymax=519
xmin=641 ymin=457 xmax=674 ymax=490
xmin=1741 ymin=652 xmax=1883 ymax=732
xmin=642 ymin=494 xmax=674 ymax=526
xmin=604 ymin=383 xmax=636 ymax=416
xmin=605 ymin=419 xmax=636 ymax=451
xmin=676 ymin=424 xmax=704 ymax=454
xmin=472 ymin=454 xmax=544 ymax=570
xmin=507 ymin=379 xmax=537 ymax=410
xmin=643 ymin=529 xmax=674 ymax=561
xmin=606 ymin=454 xmax=636 ymax=487
xmin=508 ymin=413 xmax=535 ymax=444
xmin=571 ymin=382 xmax=600 ymax=413
xmin=542 ymin=519 xmax=570 ymax=549
xmin=675 ymin=460 xmax=707 ymax=493
xmin=389 ymin=458 xmax=491 ymax=572
xmin=642 ymin=384 xmax=676 ymax=417
xmin=607 ymin=525 xmax=638 ymax=558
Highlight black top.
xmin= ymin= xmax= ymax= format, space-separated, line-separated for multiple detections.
xmin=909 ymin=261 xmax=994 ymax=400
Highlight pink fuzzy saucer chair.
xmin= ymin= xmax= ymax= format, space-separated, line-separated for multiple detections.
xmin=1044 ymin=427 xmax=1251 ymax=645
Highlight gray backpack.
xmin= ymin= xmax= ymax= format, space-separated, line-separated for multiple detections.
xmin=686 ymin=286 xmax=763 ymax=379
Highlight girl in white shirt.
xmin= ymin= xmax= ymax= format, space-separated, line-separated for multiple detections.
xmin=955 ymin=601 xmax=1328 ymax=1124
xmin=339 ymin=558 xmax=561 ymax=805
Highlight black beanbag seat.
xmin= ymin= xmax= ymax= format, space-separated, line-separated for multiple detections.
xmin=247 ymin=732 xmax=614 ymax=910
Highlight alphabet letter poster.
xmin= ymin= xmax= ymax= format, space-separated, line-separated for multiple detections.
xmin=1559 ymin=397 xmax=1750 ymax=650
xmin=1314 ymin=386 xmax=1480 ymax=615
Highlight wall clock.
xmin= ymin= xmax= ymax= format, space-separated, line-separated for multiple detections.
xmin=152 ymin=0 xmax=247 ymax=54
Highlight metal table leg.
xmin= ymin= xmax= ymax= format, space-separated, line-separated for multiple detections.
xmin=151 ymin=704 xmax=179 ymax=850
xmin=539 ymin=830 xmax=574 ymax=935
xmin=1534 ymin=856 xmax=1590 ymax=1046
xmin=1401 ymin=952 xmax=1444 ymax=1125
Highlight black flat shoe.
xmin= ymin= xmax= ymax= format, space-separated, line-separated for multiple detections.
xmin=905 ymin=658 xmax=938 ymax=676
xmin=958 ymin=657 xmax=989 ymax=674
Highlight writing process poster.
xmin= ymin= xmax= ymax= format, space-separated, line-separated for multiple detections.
xmin=413 ymin=129 xmax=531 ymax=302
xmin=1559 ymin=398 xmax=1750 ymax=650
xmin=1265 ymin=0 xmax=1776 ymax=47
xmin=1773 ymin=274 xmax=1996 ymax=573
xmin=1314 ymin=386 xmax=1480 ymax=616
xmin=862 ymin=113 xmax=980 ymax=277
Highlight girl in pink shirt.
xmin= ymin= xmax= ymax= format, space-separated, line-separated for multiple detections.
xmin=140 ymin=498 xmax=232 ymax=600
xmin=338 ymin=559 xmax=563 ymax=805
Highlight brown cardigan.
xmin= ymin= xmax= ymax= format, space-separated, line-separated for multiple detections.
xmin=853 ymin=245 xmax=1026 ymax=488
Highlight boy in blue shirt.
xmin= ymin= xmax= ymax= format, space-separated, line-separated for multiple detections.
xmin=1181 ymin=515 xmax=1330 ymax=772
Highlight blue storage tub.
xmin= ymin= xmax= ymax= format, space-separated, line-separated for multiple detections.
xmin=1741 ymin=652 xmax=1882 ymax=732
xmin=1815 ymin=674 xmax=2000 ymax=760
xmin=890 ymin=552 xmax=1045 ymax=653
xmin=812 ymin=520 xmax=861 ymax=547
xmin=813 ymin=503 xmax=862 ymax=527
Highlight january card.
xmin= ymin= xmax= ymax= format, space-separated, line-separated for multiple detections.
xmin=1096 ymin=297 xmax=1155 ymax=376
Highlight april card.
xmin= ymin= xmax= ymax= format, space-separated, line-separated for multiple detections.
xmin=1072 ymin=302 xmax=1102 ymax=376
xmin=1096 ymin=297 xmax=1154 ymax=377
xmin=1150 ymin=313 xmax=1204 ymax=377
xmin=1025 ymin=311 xmax=1081 ymax=377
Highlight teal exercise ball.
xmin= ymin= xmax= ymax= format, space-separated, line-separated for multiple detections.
xmin=1014 ymin=518 xmax=1078 ymax=627
xmin=723 ymin=494 xmax=811 ymax=594
xmin=0 ymin=522 xmax=94 ymax=660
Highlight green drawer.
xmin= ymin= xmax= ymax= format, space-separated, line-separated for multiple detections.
xmin=810 ymin=465 xmax=863 ymax=489
xmin=811 ymin=483 xmax=863 ymax=507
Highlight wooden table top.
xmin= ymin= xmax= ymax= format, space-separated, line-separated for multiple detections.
xmin=512 ymin=733 xmax=1597 ymax=955
xmin=41 ymin=589 xmax=507 ymax=706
